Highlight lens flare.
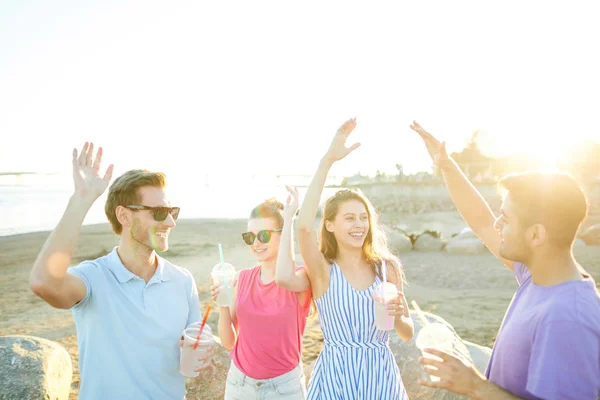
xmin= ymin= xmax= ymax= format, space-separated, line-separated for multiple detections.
xmin=148 ymin=226 xmax=160 ymax=251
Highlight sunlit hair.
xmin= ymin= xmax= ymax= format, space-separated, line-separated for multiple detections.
xmin=499 ymin=170 xmax=597 ymax=288
xmin=249 ymin=198 xmax=284 ymax=229
xmin=105 ymin=170 xmax=167 ymax=235
xmin=319 ymin=189 xmax=405 ymax=282
xmin=499 ymin=170 xmax=588 ymax=247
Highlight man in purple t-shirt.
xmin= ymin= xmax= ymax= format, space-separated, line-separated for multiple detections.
xmin=410 ymin=121 xmax=600 ymax=400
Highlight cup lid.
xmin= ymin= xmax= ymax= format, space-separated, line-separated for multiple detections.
xmin=211 ymin=262 xmax=235 ymax=274
xmin=183 ymin=324 xmax=213 ymax=342
xmin=415 ymin=322 xmax=455 ymax=350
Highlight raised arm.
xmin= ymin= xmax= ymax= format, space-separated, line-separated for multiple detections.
xmin=275 ymin=185 xmax=311 ymax=292
xmin=409 ymin=121 xmax=512 ymax=270
xmin=297 ymin=118 xmax=361 ymax=295
xmin=29 ymin=143 xmax=114 ymax=309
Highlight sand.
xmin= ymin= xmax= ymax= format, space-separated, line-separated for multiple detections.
xmin=1 ymin=214 xmax=599 ymax=399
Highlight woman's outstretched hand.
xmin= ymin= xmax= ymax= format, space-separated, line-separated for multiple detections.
xmin=284 ymin=185 xmax=300 ymax=220
xmin=324 ymin=118 xmax=361 ymax=163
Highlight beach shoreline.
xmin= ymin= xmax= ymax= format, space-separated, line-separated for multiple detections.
xmin=1 ymin=216 xmax=599 ymax=399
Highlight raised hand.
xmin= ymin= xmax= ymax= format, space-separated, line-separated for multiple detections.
xmin=72 ymin=142 xmax=114 ymax=200
xmin=409 ymin=121 xmax=452 ymax=170
xmin=284 ymin=185 xmax=299 ymax=219
xmin=325 ymin=118 xmax=361 ymax=162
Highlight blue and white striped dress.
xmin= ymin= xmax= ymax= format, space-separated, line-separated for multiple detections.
xmin=307 ymin=262 xmax=408 ymax=400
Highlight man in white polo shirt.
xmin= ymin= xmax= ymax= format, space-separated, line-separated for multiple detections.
xmin=29 ymin=142 xmax=213 ymax=399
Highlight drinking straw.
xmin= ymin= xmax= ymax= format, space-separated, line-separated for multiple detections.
xmin=381 ymin=261 xmax=387 ymax=284
xmin=411 ymin=300 xmax=430 ymax=327
xmin=193 ymin=304 xmax=212 ymax=350
xmin=218 ymin=243 xmax=225 ymax=267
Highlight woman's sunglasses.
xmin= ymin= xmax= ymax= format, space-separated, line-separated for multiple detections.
xmin=126 ymin=205 xmax=180 ymax=221
xmin=241 ymin=229 xmax=283 ymax=245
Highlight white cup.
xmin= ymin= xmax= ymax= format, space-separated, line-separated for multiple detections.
xmin=211 ymin=262 xmax=236 ymax=307
xmin=415 ymin=322 xmax=455 ymax=382
xmin=180 ymin=323 xmax=213 ymax=377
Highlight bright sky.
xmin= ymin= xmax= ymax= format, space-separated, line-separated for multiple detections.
xmin=1 ymin=1 xmax=599 ymax=180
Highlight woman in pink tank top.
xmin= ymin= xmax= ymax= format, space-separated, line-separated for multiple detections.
xmin=210 ymin=194 xmax=312 ymax=399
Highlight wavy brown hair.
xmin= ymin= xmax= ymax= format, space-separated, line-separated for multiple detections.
xmin=319 ymin=189 xmax=405 ymax=283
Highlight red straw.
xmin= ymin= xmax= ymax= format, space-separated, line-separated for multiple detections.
xmin=193 ymin=304 xmax=212 ymax=350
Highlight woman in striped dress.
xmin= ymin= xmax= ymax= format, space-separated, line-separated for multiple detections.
xmin=296 ymin=118 xmax=414 ymax=400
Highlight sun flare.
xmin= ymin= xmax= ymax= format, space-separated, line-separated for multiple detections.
xmin=522 ymin=140 xmax=571 ymax=170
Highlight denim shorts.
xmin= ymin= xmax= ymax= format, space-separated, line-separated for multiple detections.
xmin=224 ymin=362 xmax=306 ymax=400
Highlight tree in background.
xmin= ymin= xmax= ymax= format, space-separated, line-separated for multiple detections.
xmin=450 ymin=130 xmax=495 ymax=180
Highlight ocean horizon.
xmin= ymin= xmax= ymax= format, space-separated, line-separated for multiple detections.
xmin=0 ymin=173 xmax=343 ymax=237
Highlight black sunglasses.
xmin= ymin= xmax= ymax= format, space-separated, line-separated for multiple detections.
xmin=126 ymin=205 xmax=180 ymax=221
xmin=241 ymin=229 xmax=283 ymax=245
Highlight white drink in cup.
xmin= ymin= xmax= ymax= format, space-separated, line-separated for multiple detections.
xmin=415 ymin=322 xmax=455 ymax=382
xmin=180 ymin=322 xmax=213 ymax=378
xmin=211 ymin=262 xmax=236 ymax=307
xmin=374 ymin=281 xmax=398 ymax=331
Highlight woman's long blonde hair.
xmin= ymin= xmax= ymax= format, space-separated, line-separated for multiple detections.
xmin=319 ymin=189 xmax=405 ymax=283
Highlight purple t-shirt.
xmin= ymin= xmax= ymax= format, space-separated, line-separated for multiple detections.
xmin=486 ymin=262 xmax=600 ymax=399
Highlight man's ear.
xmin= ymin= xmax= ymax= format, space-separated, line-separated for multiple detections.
xmin=528 ymin=224 xmax=547 ymax=248
xmin=116 ymin=205 xmax=132 ymax=230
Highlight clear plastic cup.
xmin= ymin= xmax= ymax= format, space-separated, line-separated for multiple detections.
xmin=373 ymin=282 xmax=397 ymax=331
xmin=415 ymin=322 xmax=455 ymax=382
xmin=180 ymin=323 xmax=213 ymax=378
xmin=211 ymin=262 xmax=236 ymax=307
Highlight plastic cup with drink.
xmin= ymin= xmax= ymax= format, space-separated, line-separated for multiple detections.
xmin=412 ymin=300 xmax=455 ymax=382
xmin=180 ymin=309 xmax=213 ymax=378
xmin=374 ymin=282 xmax=398 ymax=330
xmin=373 ymin=261 xmax=398 ymax=331
xmin=211 ymin=243 xmax=236 ymax=307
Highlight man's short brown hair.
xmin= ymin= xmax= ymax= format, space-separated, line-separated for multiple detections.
xmin=499 ymin=171 xmax=588 ymax=246
xmin=105 ymin=170 xmax=167 ymax=235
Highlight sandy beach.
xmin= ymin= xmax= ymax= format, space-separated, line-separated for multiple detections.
xmin=1 ymin=213 xmax=599 ymax=399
